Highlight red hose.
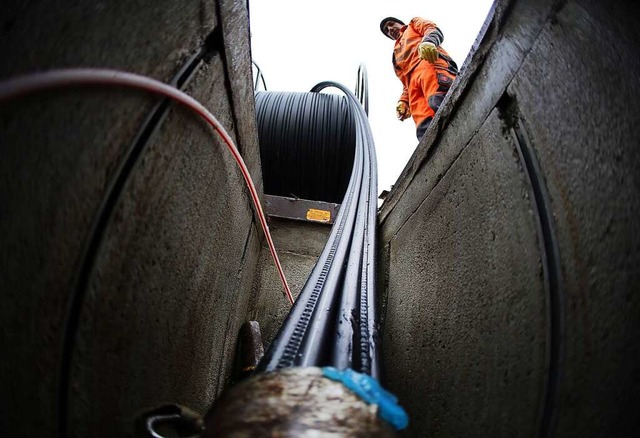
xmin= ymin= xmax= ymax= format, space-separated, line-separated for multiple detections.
xmin=0 ymin=68 xmax=294 ymax=305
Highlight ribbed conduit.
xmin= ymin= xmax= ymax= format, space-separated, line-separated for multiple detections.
xmin=256 ymin=79 xmax=380 ymax=378
xmin=255 ymin=91 xmax=356 ymax=204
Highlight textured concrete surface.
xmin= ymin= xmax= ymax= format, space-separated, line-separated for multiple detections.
xmin=382 ymin=113 xmax=546 ymax=436
xmin=249 ymin=218 xmax=332 ymax=347
xmin=217 ymin=0 xmax=263 ymax=194
xmin=3 ymin=0 xmax=638 ymax=436
xmin=0 ymin=1 xmax=262 ymax=436
xmin=67 ymin=64 xmax=258 ymax=437
xmin=506 ymin=1 xmax=640 ymax=435
xmin=379 ymin=0 xmax=640 ymax=436
xmin=0 ymin=0 xmax=217 ymax=81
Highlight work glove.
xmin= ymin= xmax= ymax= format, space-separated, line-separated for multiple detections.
xmin=396 ymin=101 xmax=410 ymax=120
xmin=418 ymin=42 xmax=438 ymax=63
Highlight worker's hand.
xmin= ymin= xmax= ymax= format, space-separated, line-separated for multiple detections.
xmin=396 ymin=101 xmax=410 ymax=120
xmin=418 ymin=42 xmax=438 ymax=63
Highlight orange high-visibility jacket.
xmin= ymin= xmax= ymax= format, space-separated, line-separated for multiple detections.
xmin=392 ymin=18 xmax=458 ymax=125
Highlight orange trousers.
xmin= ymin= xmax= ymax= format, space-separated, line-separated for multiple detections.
xmin=408 ymin=62 xmax=456 ymax=138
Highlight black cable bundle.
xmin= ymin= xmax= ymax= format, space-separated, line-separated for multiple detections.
xmin=256 ymin=81 xmax=380 ymax=378
xmin=255 ymin=91 xmax=356 ymax=203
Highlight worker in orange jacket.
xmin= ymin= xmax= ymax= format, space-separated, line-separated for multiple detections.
xmin=380 ymin=17 xmax=458 ymax=139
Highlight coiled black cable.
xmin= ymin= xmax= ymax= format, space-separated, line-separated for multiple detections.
xmin=255 ymin=91 xmax=356 ymax=203
xmin=256 ymin=77 xmax=379 ymax=378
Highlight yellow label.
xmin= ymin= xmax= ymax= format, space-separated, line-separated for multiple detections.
xmin=306 ymin=208 xmax=331 ymax=223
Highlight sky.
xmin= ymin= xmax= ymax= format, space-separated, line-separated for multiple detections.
xmin=248 ymin=0 xmax=495 ymax=193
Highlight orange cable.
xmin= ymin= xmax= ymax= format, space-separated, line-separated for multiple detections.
xmin=0 ymin=68 xmax=294 ymax=305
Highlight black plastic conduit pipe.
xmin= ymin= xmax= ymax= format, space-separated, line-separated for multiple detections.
xmin=255 ymin=91 xmax=356 ymax=203
xmin=204 ymin=71 xmax=406 ymax=436
xmin=257 ymin=79 xmax=379 ymax=378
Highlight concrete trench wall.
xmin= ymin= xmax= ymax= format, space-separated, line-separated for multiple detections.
xmin=248 ymin=217 xmax=332 ymax=348
xmin=3 ymin=0 xmax=639 ymax=436
xmin=378 ymin=0 xmax=640 ymax=436
xmin=0 ymin=1 xmax=264 ymax=436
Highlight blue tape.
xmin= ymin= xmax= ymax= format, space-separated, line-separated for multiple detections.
xmin=322 ymin=367 xmax=409 ymax=430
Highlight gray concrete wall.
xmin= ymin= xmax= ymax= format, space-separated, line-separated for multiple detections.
xmin=0 ymin=1 xmax=263 ymax=436
xmin=249 ymin=217 xmax=332 ymax=347
xmin=379 ymin=0 xmax=640 ymax=436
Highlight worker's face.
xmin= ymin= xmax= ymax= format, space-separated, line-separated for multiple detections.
xmin=385 ymin=21 xmax=403 ymax=40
